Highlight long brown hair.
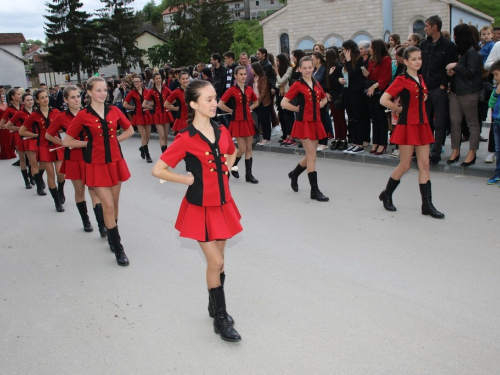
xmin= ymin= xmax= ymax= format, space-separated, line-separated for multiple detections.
xmin=342 ymin=40 xmax=361 ymax=68
xmin=370 ymin=39 xmax=390 ymax=65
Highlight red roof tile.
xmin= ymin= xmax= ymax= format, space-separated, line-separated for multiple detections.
xmin=0 ymin=33 xmax=26 ymax=45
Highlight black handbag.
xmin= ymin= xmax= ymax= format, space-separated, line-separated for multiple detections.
xmin=364 ymin=80 xmax=381 ymax=95
xmin=479 ymin=80 xmax=494 ymax=103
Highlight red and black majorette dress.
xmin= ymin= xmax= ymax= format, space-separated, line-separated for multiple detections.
xmin=166 ymin=87 xmax=188 ymax=132
xmin=23 ymin=108 xmax=62 ymax=162
xmin=65 ymin=104 xmax=131 ymax=187
xmin=220 ymin=84 xmax=258 ymax=137
xmin=144 ymin=85 xmax=174 ymax=125
xmin=284 ymin=78 xmax=327 ymax=140
xmin=7 ymin=107 xmax=30 ymax=152
xmin=0 ymin=104 xmax=20 ymax=159
xmin=124 ymin=88 xmax=153 ymax=126
xmin=386 ymin=73 xmax=435 ymax=146
xmin=47 ymin=110 xmax=86 ymax=180
xmin=160 ymin=121 xmax=242 ymax=242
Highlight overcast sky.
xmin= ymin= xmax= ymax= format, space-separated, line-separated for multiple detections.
xmin=0 ymin=0 xmax=152 ymax=42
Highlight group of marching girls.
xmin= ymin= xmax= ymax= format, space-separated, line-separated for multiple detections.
xmin=2 ymin=80 xmax=134 ymax=267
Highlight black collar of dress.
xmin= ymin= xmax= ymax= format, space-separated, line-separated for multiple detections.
xmin=186 ymin=120 xmax=221 ymax=141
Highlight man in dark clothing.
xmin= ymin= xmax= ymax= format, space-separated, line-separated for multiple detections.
xmin=257 ymin=48 xmax=276 ymax=91
xmin=224 ymin=51 xmax=238 ymax=89
xmin=210 ymin=53 xmax=227 ymax=100
xmin=419 ymin=15 xmax=457 ymax=164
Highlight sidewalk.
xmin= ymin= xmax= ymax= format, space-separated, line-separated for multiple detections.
xmin=139 ymin=125 xmax=496 ymax=179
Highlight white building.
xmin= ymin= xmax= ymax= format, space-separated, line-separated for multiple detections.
xmin=260 ymin=0 xmax=494 ymax=55
xmin=0 ymin=33 xmax=28 ymax=88
xmin=162 ymin=0 xmax=284 ymax=33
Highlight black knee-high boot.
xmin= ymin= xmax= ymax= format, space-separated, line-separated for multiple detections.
xmin=21 ymin=169 xmax=32 ymax=189
xmin=379 ymin=177 xmax=400 ymax=212
xmin=57 ymin=180 xmax=66 ymax=204
xmin=143 ymin=144 xmax=152 ymax=163
xmin=208 ymin=272 xmax=235 ymax=325
xmin=39 ymin=169 xmax=46 ymax=189
xmin=308 ymin=171 xmax=329 ymax=202
xmin=107 ymin=226 xmax=129 ymax=266
xmin=76 ymin=201 xmax=93 ymax=232
xmin=49 ymin=187 xmax=65 ymax=212
xmin=231 ymin=156 xmax=241 ymax=178
xmin=161 ymin=145 xmax=167 ymax=153
xmin=34 ymin=173 xmax=47 ymax=196
xmin=139 ymin=145 xmax=145 ymax=159
xmin=28 ymin=166 xmax=35 ymax=185
xmin=208 ymin=286 xmax=241 ymax=342
xmin=288 ymin=163 xmax=307 ymax=192
xmin=245 ymin=158 xmax=258 ymax=184
xmin=93 ymin=203 xmax=107 ymax=238
xmin=419 ymin=180 xmax=445 ymax=219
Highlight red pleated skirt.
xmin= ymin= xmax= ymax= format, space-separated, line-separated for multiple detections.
xmin=229 ymin=120 xmax=255 ymax=137
xmin=38 ymin=146 xmax=61 ymax=163
xmin=132 ymin=112 xmax=153 ymax=126
xmin=175 ymin=197 xmax=243 ymax=242
xmin=152 ymin=112 xmax=174 ymax=125
xmin=291 ymin=121 xmax=327 ymax=140
xmin=0 ymin=129 xmax=16 ymax=159
xmin=12 ymin=132 xmax=27 ymax=152
xmin=26 ymin=139 xmax=38 ymax=152
xmin=84 ymin=159 xmax=131 ymax=187
xmin=390 ymin=124 xmax=435 ymax=146
xmin=60 ymin=159 xmax=85 ymax=180
xmin=172 ymin=118 xmax=188 ymax=132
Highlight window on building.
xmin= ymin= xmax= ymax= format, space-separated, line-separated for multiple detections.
xmin=280 ymin=33 xmax=290 ymax=55
xmin=297 ymin=38 xmax=315 ymax=52
xmin=412 ymin=20 xmax=425 ymax=39
xmin=235 ymin=11 xmax=241 ymax=17
xmin=235 ymin=3 xmax=239 ymax=7
xmin=256 ymin=1 xmax=259 ymax=6
xmin=270 ymin=0 xmax=274 ymax=3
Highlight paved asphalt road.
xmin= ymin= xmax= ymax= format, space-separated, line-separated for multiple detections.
xmin=1 ymin=137 xmax=499 ymax=374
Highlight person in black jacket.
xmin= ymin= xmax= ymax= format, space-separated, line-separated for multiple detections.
xmin=210 ymin=53 xmax=227 ymax=100
xmin=445 ymin=23 xmax=483 ymax=167
xmin=419 ymin=15 xmax=457 ymax=164
xmin=257 ymin=48 xmax=276 ymax=90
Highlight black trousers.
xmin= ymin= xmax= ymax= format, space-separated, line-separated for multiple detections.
xmin=319 ymin=106 xmax=334 ymax=145
xmin=344 ymin=89 xmax=365 ymax=145
xmin=368 ymin=93 xmax=388 ymax=146
xmin=426 ymin=88 xmax=449 ymax=157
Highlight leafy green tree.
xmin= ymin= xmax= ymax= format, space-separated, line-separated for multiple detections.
xmin=146 ymin=43 xmax=173 ymax=67
xmin=96 ymin=0 xmax=145 ymax=74
xmin=44 ymin=0 xmax=93 ymax=83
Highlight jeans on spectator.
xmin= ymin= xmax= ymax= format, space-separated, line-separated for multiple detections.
xmin=368 ymin=93 xmax=388 ymax=146
xmin=329 ymin=102 xmax=348 ymax=140
xmin=257 ymin=103 xmax=272 ymax=140
xmin=449 ymin=91 xmax=480 ymax=152
xmin=493 ymin=120 xmax=500 ymax=177
xmin=426 ymin=87 xmax=449 ymax=157
xmin=319 ymin=106 xmax=334 ymax=146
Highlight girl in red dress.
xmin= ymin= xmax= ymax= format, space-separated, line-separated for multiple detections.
xmin=20 ymin=90 xmax=63 ymax=211
xmin=281 ymin=56 xmax=330 ymax=202
xmin=152 ymin=79 xmax=242 ymax=343
xmin=63 ymin=77 xmax=135 ymax=266
xmin=46 ymin=85 xmax=107 ymax=235
xmin=164 ymin=72 xmax=190 ymax=133
xmin=379 ymin=46 xmax=444 ymax=218
xmin=123 ymin=75 xmax=153 ymax=163
xmin=0 ymin=88 xmax=20 ymax=160
xmin=142 ymin=72 xmax=174 ymax=153
xmin=5 ymin=92 xmax=33 ymax=188
xmin=218 ymin=66 xmax=259 ymax=183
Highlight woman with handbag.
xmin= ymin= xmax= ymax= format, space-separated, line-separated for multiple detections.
xmin=326 ymin=49 xmax=348 ymax=151
xmin=275 ymin=53 xmax=295 ymax=146
xmin=364 ymin=39 xmax=392 ymax=155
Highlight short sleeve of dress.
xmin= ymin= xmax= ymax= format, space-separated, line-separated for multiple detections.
xmin=23 ymin=112 xmax=35 ymax=130
xmin=9 ymin=111 xmax=21 ymax=125
xmin=159 ymin=133 xmax=186 ymax=168
xmin=222 ymin=127 xmax=235 ymax=155
xmin=385 ymin=76 xmax=405 ymax=98
xmin=317 ymin=85 xmax=326 ymax=100
xmin=249 ymin=88 xmax=258 ymax=102
xmin=220 ymin=87 xmax=233 ymax=103
xmin=114 ymin=107 xmax=131 ymax=130
xmin=284 ymin=81 xmax=300 ymax=101
xmin=1 ymin=109 xmax=11 ymax=121
xmin=124 ymin=91 xmax=134 ymax=103
xmin=65 ymin=112 xmax=84 ymax=139
xmin=46 ymin=113 xmax=64 ymax=136
xmin=144 ymin=90 xmax=153 ymax=101
xmin=166 ymin=90 xmax=179 ymax=104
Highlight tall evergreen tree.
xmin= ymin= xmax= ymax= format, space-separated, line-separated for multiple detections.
xmin=44 ymin=0 xmax=93 ymax=83
xmin=96 ymin=0 xmax=144 ymax=74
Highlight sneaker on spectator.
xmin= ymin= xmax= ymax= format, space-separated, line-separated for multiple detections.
xmin=344 ymin=145 xmax=355 ymax=154
xmin=271 ymin=125 xmax=281 ymax=137
xmin=256 ymin=139 xmax=271 ymax=146
xmin=286 ymin=139 xmax=297 ymax=147
xmin=316 ymin=145 xmax=328 ymax=151
xmin=390 ymin=149 xmax=399 ymax=158
xmin=485 ymin=152 xmax=495 ymax=163
xmin=350 ymin=146 xmax=365 ymax=154
xmin=486 ymin=176 xmax=500 ymax=185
